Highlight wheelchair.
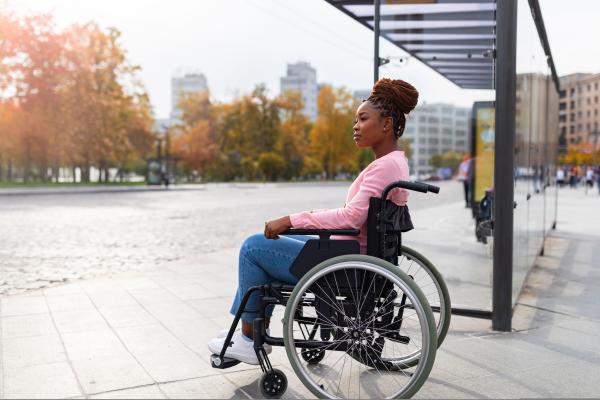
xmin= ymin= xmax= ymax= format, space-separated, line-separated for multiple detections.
xmin=210 ymin=180 xmax=449 ymax=399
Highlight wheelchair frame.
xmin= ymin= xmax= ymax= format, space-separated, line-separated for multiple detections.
xmin=210 ymin=180 xmax=444 ymax=398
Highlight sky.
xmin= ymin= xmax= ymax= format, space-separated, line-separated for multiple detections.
xmin=4 ymin=0 xmax=599 ymax=119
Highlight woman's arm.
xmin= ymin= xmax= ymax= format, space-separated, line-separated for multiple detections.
xmin=289 ymin=161 xmax=402 ymax=231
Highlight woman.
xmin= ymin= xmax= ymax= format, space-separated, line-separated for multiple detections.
xmin=208 ymin=78 xmax=419 ymax=364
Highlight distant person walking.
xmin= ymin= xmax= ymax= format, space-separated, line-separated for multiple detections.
xmin=457 ymin=155 xmax=474 ymax=207
xmin=596 ymin=166 xmax=600 ymax=194
xmin=556 ymin=167 xmax=565 ymax=187
xmin=585 ymin=167 xmax=594 ymax=188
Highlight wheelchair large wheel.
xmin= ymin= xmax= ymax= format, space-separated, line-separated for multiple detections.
xmin=283 ymin=254 xmax=437 ymax=399
xmin=399 ymin=245 xmax=451 ymax=349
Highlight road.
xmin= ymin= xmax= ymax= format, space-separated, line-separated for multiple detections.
xmin=0 ymin=181 xmax=462 ymax=295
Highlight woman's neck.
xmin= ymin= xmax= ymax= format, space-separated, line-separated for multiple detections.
xmin=373 ymin=142 xmax=399 ymax=159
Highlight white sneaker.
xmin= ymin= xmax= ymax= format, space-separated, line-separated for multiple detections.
xmin=217 ymin=328 xmax=272 ymax=353
xmin=208 ymin=332 xmax=271 ymax=365
xmin=217 ymin=328 xmax=270 ymax=338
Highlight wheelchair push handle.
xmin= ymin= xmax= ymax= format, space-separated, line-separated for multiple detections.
xmin=381 ymin=180 xmax=440 ymax=201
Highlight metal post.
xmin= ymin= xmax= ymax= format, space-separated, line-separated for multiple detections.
xmin=492 ymin=0 xmax=518 ymax=331
xmin=373 ymin=0 xmax=381 ymax=83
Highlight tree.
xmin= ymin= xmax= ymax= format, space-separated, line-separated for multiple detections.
xmin=430 ymin=151 xmax=464 ymax=173
xmin=309 ymin=85 xmax=359 ymax=178
xmin=258 ymin=152 xmax=285 ymax=181
xmin=172 ymin=90 xmax=216 ymax=179
xmin=276 ymin=90 xmax=310 ymax=179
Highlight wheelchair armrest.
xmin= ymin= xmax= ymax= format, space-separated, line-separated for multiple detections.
xmin=282 ymin=228 xmax=360 ymax=240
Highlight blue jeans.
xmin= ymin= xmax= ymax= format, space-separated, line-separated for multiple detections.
xmin=230 ymin=233 xmax=314 ymax=322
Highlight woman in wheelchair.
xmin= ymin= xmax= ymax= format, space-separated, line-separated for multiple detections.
xmin=208 ymin=79 xmax=440 ymax=398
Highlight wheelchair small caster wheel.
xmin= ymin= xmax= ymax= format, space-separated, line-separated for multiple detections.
xmin=259 ymin=368 xmax=287 ymax=399
xmin=301 ymin=348 xmax=325 ymax=364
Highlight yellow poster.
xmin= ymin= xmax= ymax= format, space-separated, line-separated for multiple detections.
xmin=474 ymin=107 xmax=495 ymax=201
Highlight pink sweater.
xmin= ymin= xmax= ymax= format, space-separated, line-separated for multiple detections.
xmin=290 ymin=151 xmax=410 ymax=254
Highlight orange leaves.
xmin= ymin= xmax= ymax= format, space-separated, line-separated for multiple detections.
xmin=0 ymin=12 xmax=153 ymax=181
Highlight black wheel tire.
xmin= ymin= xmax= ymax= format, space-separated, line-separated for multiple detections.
xmin=259 ymin=368 xmax=288 ymax=399
xmin=301 ymin=348 xmax=325 ymax=364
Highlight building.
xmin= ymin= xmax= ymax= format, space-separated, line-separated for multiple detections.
xmin=280 ymin=62 xmax=318 ymax=121
xmin=171 ymin=72 xmax=208 ymax=120
xmin=403 ymin=103 xmax=471 ymax=177
xmin=353 ymin=90 xmax=371 ymax=103
xmin=559 ymin=73 xmax=600 ymax=148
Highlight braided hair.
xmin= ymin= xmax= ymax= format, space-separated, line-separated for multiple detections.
xmin=366 ymin=78 xmax=419 ymax=139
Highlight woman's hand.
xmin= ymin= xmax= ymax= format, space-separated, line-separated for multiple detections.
xmin=264 ymin=216 xmax=292 ymax=240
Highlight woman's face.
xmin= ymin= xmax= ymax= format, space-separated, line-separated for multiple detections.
xmin=353 ymin=101 xmax=392 ymax=148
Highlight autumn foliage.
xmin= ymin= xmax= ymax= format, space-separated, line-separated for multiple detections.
xmin=0 ymin=13 xmax=154 ymax=182
xmin=1 ymin=12 xmax=412 ymax=184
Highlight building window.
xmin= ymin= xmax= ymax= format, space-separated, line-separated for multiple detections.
xmin=419 ymin=138 xmax=426 ymax=144
xmin=442 ymin=128 xmax=452 ymax=135
xmin=428 ymin=116 xmax=439 ymax=124
xmin=588 ymin=84 xmax=592 ymax=91
xmin=587 ymin=98 xmax=591 ymax=105
xmin=570 ymin=88 xmax=575 ymax=97
xmin=587 ymin=110 xmax=591 ymax=118
xmin=428 ymin=138 xmax=439 ymax=145
xmin=559 ymin=90 xmax=566 ymax=98
xmin=559 ymin=102 xmax=566 ymax=110
xmin=596 ymin=82 xmax=599 ymax=90
xmin=441 ymin=117 xmax=452 ymax=125
xmin=595 ymin=109 xmax=599 ymax=116
xmin=595 ymin=96 xmax=598 ymax=104
xmin=428 ymin=127 xmax=439 ymax=134
xmin=455 ymin=140 xmax=466 ymax=147
xmin=570 ymin=125 xmax=575 ymax=134
xmin=418 ymin=116 xmax=426 ymax=123
xmin=570 ymin=100 xmax=575 ymax=108
xmin=559 ymin=115 xmax=566 ymax=123
xmin=442 ymin=108 xmax=452 ymax=114
xmin=577 ymin=124 xmax=582 ymax=132
xmin=456 ymin=130 xmax=466 ymax=136
xmin=587 ymin=123 xmax=591 ymax=131
xmin=570 ymin=113 xmax=575 ymax=122
xmin=441 ymin=138 xmax=452 ymax=145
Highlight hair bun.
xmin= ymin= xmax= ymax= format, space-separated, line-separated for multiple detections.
xmin=370 ymin=78 xmax=419 ymax=114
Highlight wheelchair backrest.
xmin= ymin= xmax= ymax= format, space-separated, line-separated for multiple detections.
xmin=366 ymin=197 xmax=414 ymax=265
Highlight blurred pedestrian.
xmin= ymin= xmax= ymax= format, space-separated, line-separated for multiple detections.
xmin=585 ymin=167 xmax=594 ymax=188
xmin=556 ymin=167 xmax=565 ymax=187
xmin=569 ymin=165 xmax=578 ymax=188
xmin=457 ymin=155 xmax=474 ymax=208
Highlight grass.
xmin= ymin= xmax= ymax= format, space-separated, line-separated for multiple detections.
xmin=0 ymin=181 xmax=147 ymax=188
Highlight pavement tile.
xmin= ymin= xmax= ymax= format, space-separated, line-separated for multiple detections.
xmin=519 ymin=357 xmax=600 ymax=398
xmin=98 ymin=304 xmax=157 ymax=328
xmin=156 ymin=316 xmax=219 ymax=357
xmin=116 ymin=277 xmax=160 ymax=290
xmin=52 ymin=308 xmax=109 ymax=333
xmin=90 ymin=384 xmax=165 ymax=399
xmin=115 ymin=324 xmax=213 ymax=382
xmin=0 ymin=295 xmax=48 ymax=316
xmin=62 ymin=329 xmax=128 ymax=361
xmin=71 ymin=354 xmax=154 ymax=395
xmin=160 ymin=374 xmax=246 ymax=399
xmin=164 ymin=283 xmax=220 ymax=301
xmin=221 ymin=366 xmax=315 ymax=399
xmin=1 ymin=313 xmax=56 ymax=339
xmin=4 ymin=361 xmax=81 ymax=399
xmin=127 ymin=287 xmax=180 ymax=305
xmin=142 ymin=300 xmax=203 ymax=324
xmin=186 ymin=297 xmax=233 ymax=319
xmin=45 ymin=293 xmax=95 ymax=313
xmin=2 ymin=333 xmax=66 ymax=368
xmin=44 ymin=283 xmax=86 ymax=296
xmin=87 ymin=290 xmax=139 ymax=308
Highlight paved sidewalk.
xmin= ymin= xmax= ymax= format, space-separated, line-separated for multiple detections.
xmin=1 ymin=188 xmax=599 ymax=398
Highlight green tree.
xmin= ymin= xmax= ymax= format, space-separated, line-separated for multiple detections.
xmin=258 ymin=152 xmax=285 ymax=181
